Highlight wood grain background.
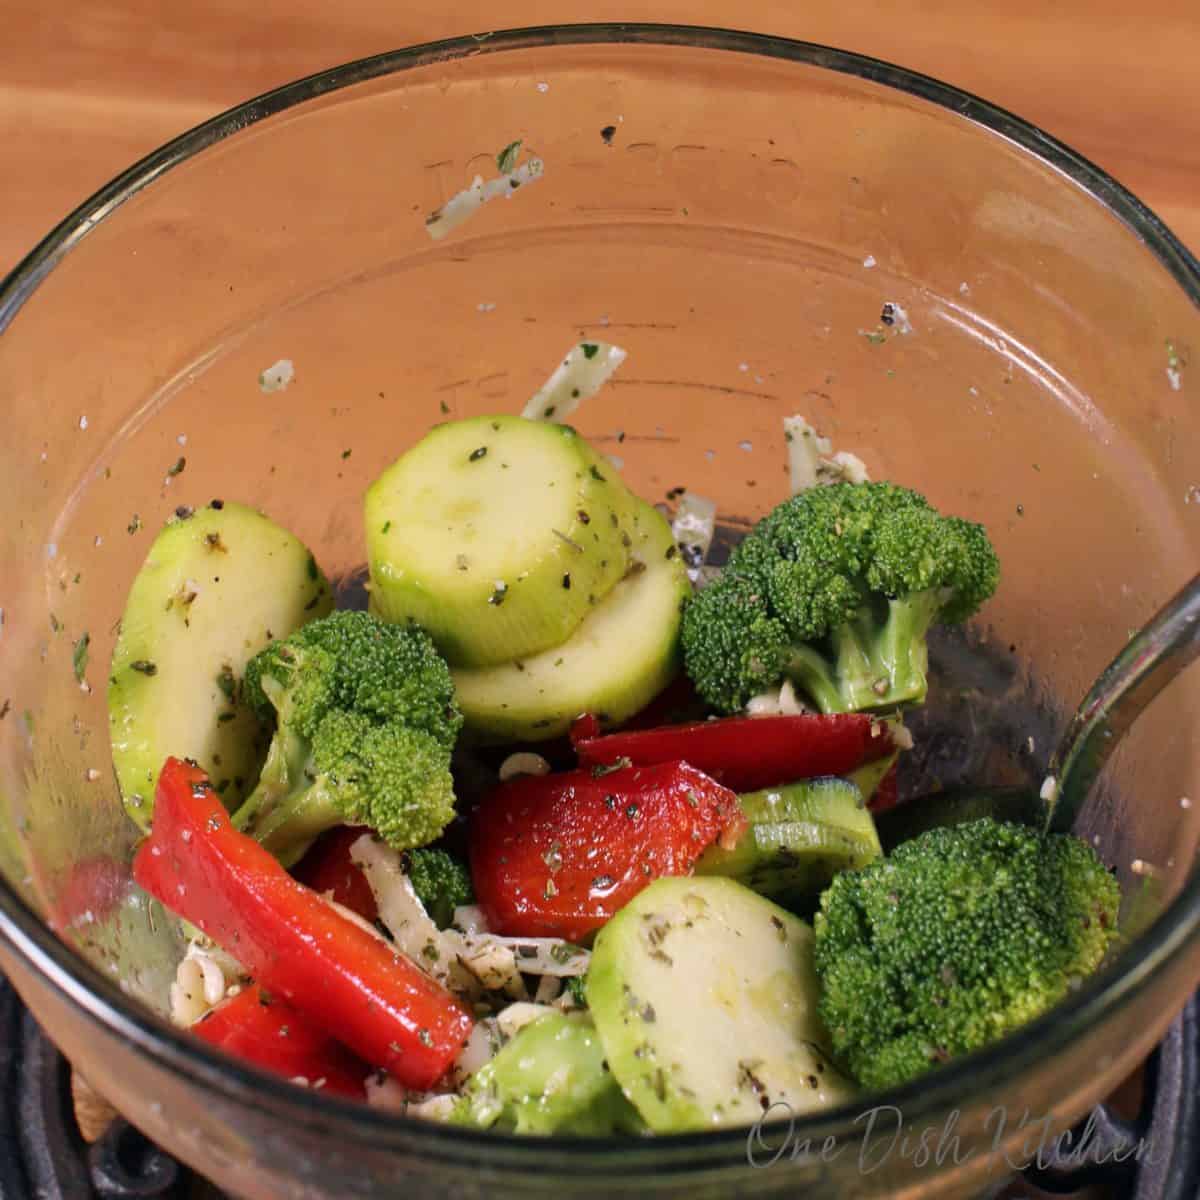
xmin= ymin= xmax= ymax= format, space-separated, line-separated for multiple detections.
xmin=2 ymin=2 xmax=1199 ymax=278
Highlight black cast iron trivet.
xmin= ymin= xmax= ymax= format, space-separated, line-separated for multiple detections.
xmin=0 ymin=971 xmax=1196 ymax=1198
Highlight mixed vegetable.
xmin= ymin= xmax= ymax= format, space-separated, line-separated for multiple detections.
xmin=108 ymin=343 xmax=1121 ymax=1134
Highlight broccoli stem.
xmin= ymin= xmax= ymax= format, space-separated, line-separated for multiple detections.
xmin=231 ymin=735 xmax=302 ymax=827
xmin=783 ymin=645 xmax=847 ymax=715
xmin=785 ymin=589 xmax=944 ymax=714
xmin=250 ymin=776 xmax=344 ymax=869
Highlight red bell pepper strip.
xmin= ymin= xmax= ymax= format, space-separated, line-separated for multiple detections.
xmin=870 ymin=761 xmax=900 ymax=813
xmin=469 ymin=761 xmax=745 ymax=941
xmin=572 ymin=712 xmax=896 ymax=794
xmin=134 ymin=758 xmax=473 ymax=1090
xmin=192 ymin=983 xmax=370 ymax=1100
xmin=292 ymin=826 xmax=379 ymax=924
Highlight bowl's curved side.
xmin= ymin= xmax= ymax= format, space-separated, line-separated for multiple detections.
xmin=0 ymin=24 xmax=1198 ymax=1199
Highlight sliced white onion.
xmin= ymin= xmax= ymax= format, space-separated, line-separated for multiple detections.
xmin=258 ymin=359 xmax=294 ymax=394
xmin=425 ymin=158 xmax=545 ymax=241
xmin=464 ymin=934 xmax=590 ymax=978
xmin=783 ymin=415 xmax=832 ymax=493
xmin=169 ymin=959 xmax=207 ymax=1028
xmin=784 ymin=413 xmax=872 ymax=493
xmin=349 ymin=835 xmax=455 ymax=985
xmin=495 ymin=1001 xmax=556 ymax=1041
xmin=449 ymin=1017 xmax=502 ymax=1086
xmin=406 ymin=1094 xmax=460 ymax=1122
xmin=671 ymin=492 xmax=717 ymax=583
xmin=533 ymin=974 xmax=563 ymax=1005
xmin=498 ymin=751 xmax=552 ymax=782
xmin=450 ymin=905 xmax=490 ymax=935
xmin=745 ymin=678 xmax=810 ymax=717
xmin=449 ymin=937 xmax=527 ymax=998
xmin=169 ymin=939 xmax=246 ymax=1027
xmin=825 ymin=450 xmax=870 ymax=484
xmin=522 ymin=341 xmax=627 ymax=422
xmin=364 ymin=1073 xmax=408 ymax=1113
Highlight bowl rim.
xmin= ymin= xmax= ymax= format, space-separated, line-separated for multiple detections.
xmin=1 ymin=21 xmax=1198 ymax=1176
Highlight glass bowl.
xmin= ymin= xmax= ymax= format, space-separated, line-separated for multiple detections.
xmin=1 ymin=23 xmax=1198 ymax=1199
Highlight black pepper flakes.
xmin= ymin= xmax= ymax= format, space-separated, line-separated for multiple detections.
xmin=600 ymin=125 xmax=617 ymax=145
xmin=469 ymin=446 xmax=489 ymax=462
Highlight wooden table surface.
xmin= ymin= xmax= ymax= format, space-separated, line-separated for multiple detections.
xmin=2 ymin=1 xmax=1199 ymax=280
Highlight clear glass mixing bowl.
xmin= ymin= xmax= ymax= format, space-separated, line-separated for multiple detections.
xmin=0 ymin=24 xmax=1198 ymax=1199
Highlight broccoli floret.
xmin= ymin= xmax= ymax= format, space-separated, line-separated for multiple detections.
xmin=681 ymin=482 xmax=999 ymax=713
xmin=233 ymin=611 xmax=463 ymax=866
xmin=404 ymin=847 xmax=473 ymax=929
xmin=813 ymin=817 xmax=1120 ymax=1091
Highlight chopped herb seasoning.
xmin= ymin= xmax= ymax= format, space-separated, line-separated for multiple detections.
xmin=127 ymin=514 xmax=142 ymax=534
xmin=770 ymin=915 xmax=787 ymax=942
xmin=862 ymin=329 xmax=887 ymax=345
xmin=382 ymin=520 xmax=392 ymax=533
xmin=205 ymin=532 xmax=228 ymax=553
xmin=489 ymin=581 xmax=508 ymax=606
xmin=543 ymin=878 xmax=559 ymax=899
xmin=167 ymin=456 xmax=186 ymax=477
xmin=591 ymin=757 xmax=632 ymax=778
xmin=469 ymin=446 xmax=488 ymax=462
xmin=217 ymin=712 xmax=236 ymax=723
xmin=549 ymin=942 xmax=584 ymax=964
xmin=577 ymin=509 xmax=591 ymax=525
xmin=496 ymin=139 xmax=522 ymax=173
xmin=306 ymin=554 xmax=318 ymax=581
xmin=130 ymin=660 xmax=158 ymax=676
xmin=581 ymin=343 xmax=599 ymax=360
xmin=589 ymin=464 xmax=606 ymax=482
xmin=72 ymin=633 xmax=90 ymax=683
xmin=591 ymin=874 xmax=614 ymax=890
xmin=880 ymin=302 xmax=896 ymax=326
xmin=215 ymin=667 xmax=237 ymax=701
xmin=0 ymin=700 xmax=9 ymax=721
xmin=439 ymin=400 xmax=451 ymax=415
xmin=600 ymin=125 xmax=617 ymax=145
xmin=174 ymin=505 xmax=194 ymax=520
xmin=640 ymin=1003 xmax=656 ymax=1023
xmin=341 ymin=448 xmax=352 ymax=460
xmin=665 ymin=545 xmax=678 ymax=560
xmin=49 ymin=613 xmax=60 ymax=634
